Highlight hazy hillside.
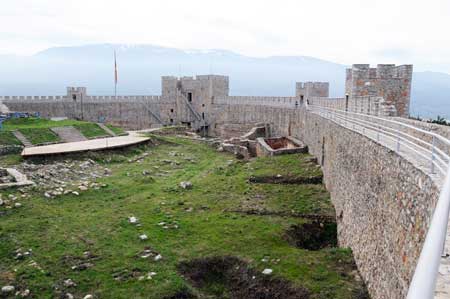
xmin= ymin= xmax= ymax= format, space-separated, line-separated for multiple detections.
xmin=410 ymin=72 xmax=450 ymax=119
xmin=0 ymin=44 xmax=448 ymax=119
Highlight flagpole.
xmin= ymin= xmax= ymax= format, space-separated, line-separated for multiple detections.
xmin=114 ymin=50 xmax=117 ymax=100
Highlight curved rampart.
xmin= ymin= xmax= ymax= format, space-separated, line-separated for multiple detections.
xmin=211 ymin=103 xmax=440 ymax=299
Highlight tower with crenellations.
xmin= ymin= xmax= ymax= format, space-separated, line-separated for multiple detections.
xmin=345 ymin=64 xmax=413 ymax=117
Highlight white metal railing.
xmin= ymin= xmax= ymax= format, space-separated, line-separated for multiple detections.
xmin=307 ymin=104 xmax=450 ymax=179
xmin=306 ymin=103 xmax=450 ymax=298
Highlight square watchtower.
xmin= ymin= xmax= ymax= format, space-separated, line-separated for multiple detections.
xmin=66 ymin=87 xmax=87 ymax=101
xmin=345 ymin=64 xmax=413 ymax=117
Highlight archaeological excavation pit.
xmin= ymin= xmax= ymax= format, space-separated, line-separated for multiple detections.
xmin=178 ymin=256 xmax=311 ymax=299
xmin=256 ymin=136 xmax=307 ymax=157
xmin=284 ymin=220 xmax=338 ymax=251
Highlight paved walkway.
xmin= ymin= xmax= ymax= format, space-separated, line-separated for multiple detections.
xmin=51 ymin=126 xmax=87 ymax=142
xmin=21 ymin=131 xmax=150 ymax=157
xmin=436 ymin=232 xmax=450 ymax=298
xmin=12 ymin=130 xmax=32 ymax=147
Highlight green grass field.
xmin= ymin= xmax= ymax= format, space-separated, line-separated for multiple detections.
xmin=0 ymin=136 xmax=366 ymax=298
xmin=0 ymin=118 xmax=125 ymax=145
xmin=2 ymin=118 xmax=84 ymax=130
xmin=106 ymin=124 xmax=126 ymax=136
xmin=74 ymin=123 xmax=109 ymax=139
xmin=0 ymin=131 xmax=21 ymax=146
xmin=251 ymin=154 xmax=323 ymax=178
xmin=18 ymin=128 xmax=61 ymax=145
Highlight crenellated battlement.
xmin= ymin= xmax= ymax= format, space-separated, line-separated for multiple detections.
xmin=1 ymin=95 xmax=67 ymax=102
xmin=1 ymin=65 xmax=412 ymax=130
xmin=0 ymin=94 xmax=165 ymax=103
xmin=67 ymin=87 xmax=87 ymax=94
xmin=214 ymin=96 xmax=298 ymax=108
xmin=348 ymin=64 xmax=413 ymax=80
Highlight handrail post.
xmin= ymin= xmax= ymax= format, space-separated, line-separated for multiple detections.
xmin=345 ymin=94 xmax=349 ymax=128
xmin=377 ymin=123 xmax=381 ymax=142
xmin=431 ymin=136 xmax=436 ymax=174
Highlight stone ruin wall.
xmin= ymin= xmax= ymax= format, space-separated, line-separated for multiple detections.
xmin=211 ymin=103 xmax=439 ymax=299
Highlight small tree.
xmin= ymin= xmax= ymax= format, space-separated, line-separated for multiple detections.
xmin=428 ymin=115 xmax=450 ymax=126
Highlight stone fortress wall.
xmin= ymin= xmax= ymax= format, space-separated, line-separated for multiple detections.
xmin=1 ymin=64 xmax=426 ymax=298
xmin=210 ymin=102 xmax=438 ymax=299
xmin=0 ymin=64 xmax=411 ymax=130
xmin=1 ymin=94 xmax=169 ymax=129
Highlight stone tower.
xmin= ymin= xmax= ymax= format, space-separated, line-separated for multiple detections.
xmin=66 ymin=87 xmax=87 ymax=102
xmin=345 ymin=64 xmax=413 ymax=117
xmin=296 ymin=82 xmax=329 ymax=103
xmin=161 ymin=75 xmax=229 ymax=129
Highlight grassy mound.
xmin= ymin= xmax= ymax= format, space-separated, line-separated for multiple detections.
xmin=74 ymin=123 xmax=109 ymax=139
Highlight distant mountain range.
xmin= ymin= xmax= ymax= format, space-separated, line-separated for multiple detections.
xmin=0 ymin=44 xmax=448 ymax=119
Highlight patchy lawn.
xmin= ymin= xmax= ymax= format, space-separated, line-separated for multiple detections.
xmin=19 ymin=128 xmax=61 ymax=145
xmin=106 ymin=124 xmax=127 ymax=136
xmin=3 ymin=118 xmax=84 ymax=130
xmin=74 ymin=123 xmax=109 ymax=139
xmin=0 ymin=131 xmax=21 ymax=146
xmin=0 ymin=154 xmax=22 ymax=166
xmin=249 ymin=154 xmax=323 ymax=179
xmin=0 ymin=136 xmax=367 ymax=299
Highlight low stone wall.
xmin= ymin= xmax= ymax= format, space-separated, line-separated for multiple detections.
xmin=256 ymin=136 xmax=307 ymax=157
xmin=212 ymin=103 xmax=440 ymax=299
xmin=211 ymin=104 xmax=298 ymax=137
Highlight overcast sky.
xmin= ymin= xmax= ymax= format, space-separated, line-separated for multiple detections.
xmin=1 ymin=0 xmax=449 ymax=73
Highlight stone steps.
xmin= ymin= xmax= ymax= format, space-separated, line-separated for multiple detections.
xmin=51 ymin=126 xmax=87 ymax=143
xmin=12 ymin=130 xmax=32 ymax=147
